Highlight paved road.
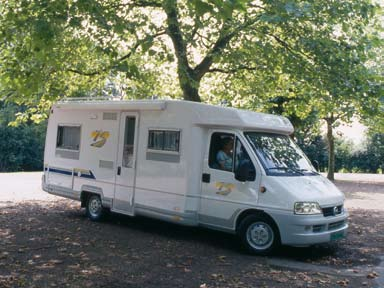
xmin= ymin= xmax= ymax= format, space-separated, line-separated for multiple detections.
xmin=330 ymin=173 xmax=384 ymax=184
xmin=0 ymin=172 xmax=56 ymax=204
xmin=0 ymin=172 xmax=383 ymax=288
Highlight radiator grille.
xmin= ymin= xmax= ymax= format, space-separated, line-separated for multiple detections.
xmin=322 ymin=205 xmax=343 ymax=217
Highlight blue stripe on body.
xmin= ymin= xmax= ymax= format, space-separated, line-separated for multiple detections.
xmin=81 ymin=171 xmax=96 ymax=179
xmin=45 ymin=167 xmax=96 ymax=179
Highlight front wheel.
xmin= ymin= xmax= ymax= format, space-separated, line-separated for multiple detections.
xmin=238 ymin=214 xmax=280 ymax=255
xmin=86 ymin=194 xmax=105 ymax=221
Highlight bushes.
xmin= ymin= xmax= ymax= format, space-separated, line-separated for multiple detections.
xmin=296 ymin=135 xmax=328 ymax=172
xmin=0 ymin=102 xmax=46 ymax=172
xmin=297 ymin=132 xmax=384 ymax=174
xmin=0 ymin=123 xmax=46 ymax=172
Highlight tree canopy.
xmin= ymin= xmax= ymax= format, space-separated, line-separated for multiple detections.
xmin=0 ymin=0 xmax=383 ymax=178
xmin=1 ymin=1 xmax=381 ymax=100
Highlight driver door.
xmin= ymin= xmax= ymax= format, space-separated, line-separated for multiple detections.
xmin=199 ymin=130 xmax=258 ymax=230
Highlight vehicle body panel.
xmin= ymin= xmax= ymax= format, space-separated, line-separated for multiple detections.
xmin=42 ymin=100 xmax=348 ymax=247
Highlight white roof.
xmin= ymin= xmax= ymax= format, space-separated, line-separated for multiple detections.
xmin=191 ymin=103 xmax=293 ymax=134
xmin=54 ymin=99 xmax=294 ymax=134
xmin=55 ymin=99 xmax=166 ymax=111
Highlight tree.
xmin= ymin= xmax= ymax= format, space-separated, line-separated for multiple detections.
xmin=0 ymin=102 xmax=46 ymax=171
xmin=0 ymin=0 xmax=382 ymax=177
xmin=306 ymin=32 xmax=382 ymax=180
xmin=1 ymin=1 xmax=380 ymax=101
xmin=361 ymin=132 xmax=384 ymax=173
xmin=205 ymin=2 xmax=383 ymax=180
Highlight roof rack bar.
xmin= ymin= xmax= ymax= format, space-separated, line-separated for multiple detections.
xmin=58 ymin=96 xmax=122 ymax=103
xmin=57 ymin=96 xmax=173 ymax=104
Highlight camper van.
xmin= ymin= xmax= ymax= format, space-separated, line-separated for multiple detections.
xmin=42 ymin=99 xmax=348 ymax=255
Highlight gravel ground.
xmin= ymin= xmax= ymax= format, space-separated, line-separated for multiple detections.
xmin=0 ymin=172 xmax=383 ymax=288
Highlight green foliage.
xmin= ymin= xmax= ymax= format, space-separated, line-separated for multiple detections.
xmin=0 ymin=0 xmax=382 ymax=173
xmin=333 ymin=135 xmax=377 ymax=173
xmin=0 ymin=102 xmax=46 ymax=172
xmin=0 ymin=124 xmax=46 ymax=172
xmin=334 ymin=138 xmax=355 ymax=172
xmin=295 ymin=134 xmax=328 ymax=172
xmin=297 ymin=131 xmax=384 ymax=174
xmin=356 ymin=133 xmax=384 ymax=173
xmin=1 ymin=0 xmax=381 ymax=106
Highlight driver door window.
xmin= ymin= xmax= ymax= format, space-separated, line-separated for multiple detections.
xmin=208 ymin=133 xmax=255 ymax=181
xmin=208 ymin=133 xmax=235 ymax=172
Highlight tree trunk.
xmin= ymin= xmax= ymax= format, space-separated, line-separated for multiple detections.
xmin=326 ymin=118 xmax=335 ymax=181
xmin=163 ymin=0 xmax=237 ymax=103
xmin=180 ymin=80 xmax=201 ymax=102
xmin=178 ymin=69 xmax=201 ymax=102
xmin=163 ymin=0 xmax=202 ymax=102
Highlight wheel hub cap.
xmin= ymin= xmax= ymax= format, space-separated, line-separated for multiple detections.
xmin=246 ymin=222 xmax=274 ymax=250
xmin=89 ymin=198 xmax=101 ymax=216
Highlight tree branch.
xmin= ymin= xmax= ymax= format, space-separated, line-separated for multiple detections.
xmin=66 ymin=31 xmax=166 ymax=76
xmin=194 ymin=16 xmax=261 ymax=80
xmin=261 ymin=31 xmax=326 ymax=77
xmin=194 ymin=31 xmax=213 ymax=49
xmin=128 ymin=0 xmax=162 ymax=7
xmin=0 ymin=90 xmax=16 ymax=101
xmin=185 ymin=14 xmax=201 ymax=46
xmin=267 ymin=33 xmax=315 ymax=64
xmin=207 ymin=65 xmax=259 ymax=74
xmin=66 ymin=68 xmax=103 ymax=76
xmin=118 ymin=30 xmax=166 ymax=62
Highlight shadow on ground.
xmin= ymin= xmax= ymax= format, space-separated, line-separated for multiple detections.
xmin=0 ymin=201 xmax=382 ymax=288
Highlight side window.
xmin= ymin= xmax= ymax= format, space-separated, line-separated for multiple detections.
xmin=208 ymin=132 xmax=235 ymax=172
xmin=122 ymin=117 xmax=136 ymax=168
xmin=148 ymin=130 xmax=180 ymax=152
xmin=234 ymin=138 xmax=256 ymax=181
xmin=57 ymin=125 xmax=81 ymax=150
xmin=56 ymin=124 xmax=81 ymax=159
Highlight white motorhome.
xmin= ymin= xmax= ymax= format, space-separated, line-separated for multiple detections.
xmin=42 ymin=99 xmax=348 ymax=254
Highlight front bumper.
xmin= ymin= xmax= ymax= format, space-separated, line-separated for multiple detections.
xmin=270 ymin=208 xmax=349 ymax=246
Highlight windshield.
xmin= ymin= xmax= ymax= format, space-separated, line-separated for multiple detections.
xmin=244 ymin=132 xmax=318 ymax=176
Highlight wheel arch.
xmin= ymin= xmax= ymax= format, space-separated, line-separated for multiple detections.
xmin=81 ymin=191 xmax=94 ymax=207
xmin=80 ymin=185 xmax=104 ymax=208
xmin=235 ymin=209 xmax=281 ymax=240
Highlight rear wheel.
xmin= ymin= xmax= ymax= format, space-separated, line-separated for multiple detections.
xmin=238 ymin=214 xmax=280 ymax=255
xmin=86 ymin=194 xmax=105 ymax=221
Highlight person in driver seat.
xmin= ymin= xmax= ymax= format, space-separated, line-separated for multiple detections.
xmin=216 ymin=137 xmax=234 ymax=171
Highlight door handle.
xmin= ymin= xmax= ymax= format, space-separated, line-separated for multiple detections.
xmin=117 ymin=166 xmax=121 ymax=176
xmin=202 ymin=173 xmax=210 ymax=183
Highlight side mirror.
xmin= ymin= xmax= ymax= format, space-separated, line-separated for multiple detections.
xmin=235 ymin=162 xmax=254 ymax=182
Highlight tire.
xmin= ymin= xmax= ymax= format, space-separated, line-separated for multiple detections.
xmin=238 ymin=214 xmax=280 ymax=255
xmin=85 ymin=194 xmax=105 ymax=221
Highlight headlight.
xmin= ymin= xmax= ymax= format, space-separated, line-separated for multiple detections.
xmin=294 ymin=202 xmax=322 ymax=215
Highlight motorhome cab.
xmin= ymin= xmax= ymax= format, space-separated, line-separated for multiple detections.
xmin=42 ymin=99 xmax=348 ymax=254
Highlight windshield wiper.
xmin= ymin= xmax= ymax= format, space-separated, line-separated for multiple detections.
xmin=266 ymin=166 xmax=304 ymax=175
xmin=298 ymin=168 xmax=320 ymax=175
